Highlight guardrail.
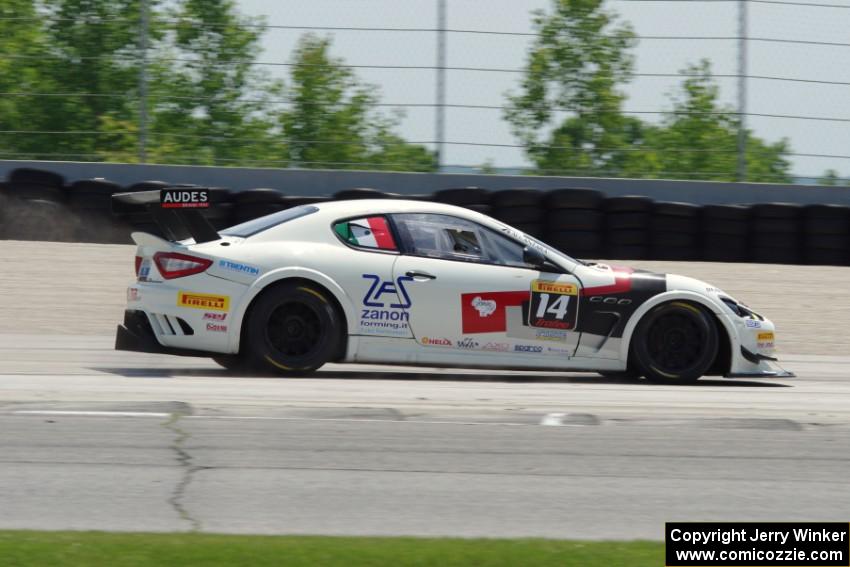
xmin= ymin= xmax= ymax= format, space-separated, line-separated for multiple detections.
xmin=1 ymin=166 xmax=848 ymax=266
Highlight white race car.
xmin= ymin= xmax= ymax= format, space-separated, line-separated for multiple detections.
xmin=115 ymin=189 xmax=791 ymax=383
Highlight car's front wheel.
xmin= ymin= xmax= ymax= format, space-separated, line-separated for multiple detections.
xmin=244 ymin=282 xmax=344 ymax=376
xmin=631 ymin=301 xmax=719 ymax=384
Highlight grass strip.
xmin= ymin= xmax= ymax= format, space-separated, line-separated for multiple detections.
xmin=0 ymin=531 xmax=663 ymax=567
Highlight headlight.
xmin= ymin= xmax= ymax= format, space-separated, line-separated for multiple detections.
xmin=720 ymin=296 xmax=764 ymax=321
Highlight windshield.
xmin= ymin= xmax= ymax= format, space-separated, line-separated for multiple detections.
xmin=220 ymin=205 xmax=319 ymax=238
xmin=496 ymin=223 xmax=585 ymax=268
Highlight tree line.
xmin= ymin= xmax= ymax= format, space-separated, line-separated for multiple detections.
xmin=0 ymin=0 xmax=831 ymax=183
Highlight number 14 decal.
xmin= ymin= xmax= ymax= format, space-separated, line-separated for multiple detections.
xmin=528 ymin=280 xmax=578 ymax=330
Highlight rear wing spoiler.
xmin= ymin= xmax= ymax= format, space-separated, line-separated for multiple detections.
xmin=112 ymin=187 xmax=223 ymax=243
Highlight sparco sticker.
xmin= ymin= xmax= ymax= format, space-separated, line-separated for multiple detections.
xmin=161 ymin=188 xmax=210 ymax=209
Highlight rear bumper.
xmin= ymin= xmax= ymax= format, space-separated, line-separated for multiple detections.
xmin=116 ymin=310 xmax=212 ymax=358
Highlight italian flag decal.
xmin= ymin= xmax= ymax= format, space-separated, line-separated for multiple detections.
xmin=339 ymin=216 xmax=397 ymax=250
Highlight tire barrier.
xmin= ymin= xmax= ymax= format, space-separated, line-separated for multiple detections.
xmin=2 ymin=167 xmax=849 ymax=266
xmin=603 ymin=196 xmax=653 ymax=260
xmin=544 ymin=188 xmax=606 ymax=259
xmin=702 ymin=205 xmax=749 ymax=262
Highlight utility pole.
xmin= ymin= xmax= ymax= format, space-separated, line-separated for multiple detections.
xmin=435 ymin=0 xmax=447 ymax=171
xmin=138 ymin=0 xmax=149 ymax=163
xmin=736 ymin=0 xmax=748 ymax=182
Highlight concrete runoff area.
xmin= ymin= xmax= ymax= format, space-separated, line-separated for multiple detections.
xmin=0 ymin=240 xmax=849 ymax=538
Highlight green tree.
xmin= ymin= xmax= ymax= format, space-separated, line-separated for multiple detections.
xmin=507 ymin=3 xmax=792 ymax=182
xmin=504 ymin=0 xmax=643 ymax=176
xmin=277 ymin=35 xmax=435 ymax=172
xmin=650 ymin=61 xmax=791 ymax=182
xmin=0 ymin=3 xmax=432 ymax=171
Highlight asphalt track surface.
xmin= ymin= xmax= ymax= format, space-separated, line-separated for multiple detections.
xmin=2 ymin=241 xmax=849 ymax=538
xmin=2 ymin=334 xmax=850 ymax=539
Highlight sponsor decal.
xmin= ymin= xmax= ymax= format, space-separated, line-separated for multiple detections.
xmin=203 ymin=312 xmax=226 ymax=321
xmin=535 ymin=328 xmax=568 ymax=342
xmin=532 ymin=281 xmax=577 ymax=295
xmin=359 ymin=274 xmax=412 ymax=336
xmin=757 ymin=331 xmax=775 ymax=349
xmin=529 ymin=279 xmax=578 ymax=330
xmin=546 ymin=346 xmax=572 ymax=355
xmin=515 ymin=344 xmax=543 ymax=353
xmin=745 ymin=319 xmax=762 ymax=328
xmin=127 ymin=287 xmax=141 ymax=302
xmin=456 ymin=338 xmax=480 ymax=349
xmin=206 ymin=322 xmax=227 ymax=333
xmin=460 ymin=290 xmax=529 ymax=334
xmin=218 ymin=260 xmax=259 ymax=276
xmin=138 ymin=261 xmax=151 ymax=281
xmin=589 ymin=296 xmax=632 ymax=305
xmin=161 ymin=188 xmax=210 ymax=209
xmin=471 ymin=296 xmax=497 ymax=317
xmin=482 ymin=342 xmax=510 ymax=352
xmin=178 ymin=291 xmax=229 ymax=311
xmin=421 ymin=337 xmax=452 ymax=347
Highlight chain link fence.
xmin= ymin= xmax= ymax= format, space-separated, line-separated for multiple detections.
xmin=1 ymin=0 xmax=849 ymax=183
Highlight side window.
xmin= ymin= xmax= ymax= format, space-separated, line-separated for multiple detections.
xmin=392 ymin=213 xmax=483 ymax=261
xmin=333 ymin=216 xmax=398 ymax=251
xmin=392 ymin=213 xmax=534 ymax=268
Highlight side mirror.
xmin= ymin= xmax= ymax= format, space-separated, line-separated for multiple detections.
xmin=522 ymin=246 xmax=547 ymax=269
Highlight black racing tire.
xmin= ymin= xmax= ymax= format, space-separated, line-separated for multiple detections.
xmin=493 ymin=205 xmax=543 ymax=225
xmin=603 ymin=196 xmax=654 ymax=213
xmin=703 ymin=204 xmax=750 ymax=222
xmin=703 ymin=219 xmax=748 ymax=236
xmin=650 ymin=245 xmax=699 ymax=261
xmin=650 ymin=215 xmax=696 ymax=233
xmin=547 ymin=209 xmax=603 ymax=230
xmin=605 ymin=244 xmax=648 ymax=259
xmin=631 ymin=301 xmax=719 ymax=384
xmin=652 ymin=201 xmax=700 ymax=218
xmin=491 ymin=189 xmax=542 ymax=208
xmin=650 ymin=231 xmax=698 ymax=248
xmin=751 ymin=202 xmax=802 ymax=219
xmin=334 ymin=188 xmax=397 ymax=200
xmin=606 ymin=212 xmax=650 ymax=230
xmin=805 ymin=233 xmax=849 ymax=251
xmin=433 ymin=187 xmax=490 ymax=206
xmin=608 ymin=229 xmax=648 ymax=246
xmin=544 ymin=188 xmax=604 ymax=210
xmin=244 ymin=282 xmax=343 ymax=375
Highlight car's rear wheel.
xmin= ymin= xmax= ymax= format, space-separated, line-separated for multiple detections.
xmin=631 ymin=301 xmax=718 ymax=384
xmin=244 ymin=282 xmax=343 ymax=375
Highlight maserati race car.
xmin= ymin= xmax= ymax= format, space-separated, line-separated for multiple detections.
xmin=114 ymin=188 xmax=792 ymax=383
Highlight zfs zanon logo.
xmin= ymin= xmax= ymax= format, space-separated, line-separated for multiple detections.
xmin=360 ymin=274 xmax=413 ymax=329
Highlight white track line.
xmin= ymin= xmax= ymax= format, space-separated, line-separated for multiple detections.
xmin=12 ymin=410 xmax=169 ymax=418
xmin=540 ymin=412 xmax=566 ymax=426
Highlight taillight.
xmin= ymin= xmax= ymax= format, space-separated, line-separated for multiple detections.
xmin=135 ymin=256 xmax=142 ymax=277
xmin=153 ymin=252 xmax=213 ymax=280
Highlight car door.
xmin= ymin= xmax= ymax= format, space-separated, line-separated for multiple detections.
xmin=330 ymin=215 xmax=412 ymax=339
xmin=389 ymin=213 xmax=582 ymax=358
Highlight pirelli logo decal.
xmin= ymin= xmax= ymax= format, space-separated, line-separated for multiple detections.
xmin=178 ymin=291 xmax=229 ymax=311
xmin=531 ymin=281 xmax=578 ymax=296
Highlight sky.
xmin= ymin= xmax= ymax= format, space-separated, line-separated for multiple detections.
xmin=235 ymin=0 xmax=850 ymax=178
